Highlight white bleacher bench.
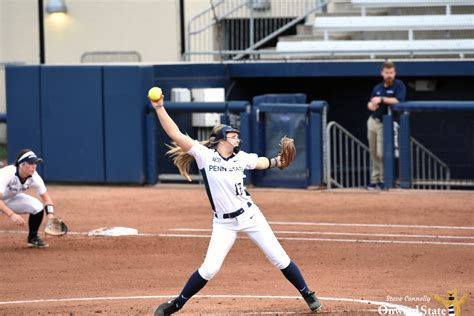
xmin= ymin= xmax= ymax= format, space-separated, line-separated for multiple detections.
xmin=275 ymin=39 xmax=474 ymax=58
xmin=314 ymin=14 xmax=474 ymax=40
xmin=351 ymin=0 xmax=474 ymax=15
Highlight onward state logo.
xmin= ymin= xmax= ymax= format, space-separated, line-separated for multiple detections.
xmin=433 ymin=289 xmax=468 ymax=316
xmin=378 ymin=290 xmax=468 ymax=315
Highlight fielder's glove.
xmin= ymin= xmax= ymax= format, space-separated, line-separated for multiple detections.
xmin=278 ymin=136 xmax=296 ymax=169
xmin=45 ymin=216 xmax=68 ymax=236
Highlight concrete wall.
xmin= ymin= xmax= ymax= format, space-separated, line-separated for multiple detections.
xmin=1 ymin=0 xmax=40 ymax=64
xmin=0 ymin=0 xmax=183 ymax=64
xmin=0 ymin=0 xmax=214 ymax=64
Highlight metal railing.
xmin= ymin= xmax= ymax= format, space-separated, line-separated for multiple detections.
xmin=326 ymin=121 xmax=455 ymax=190
xmin=184 ymin=0 xmax=328 ymax=61
xmin=326 ymin=121 xmax=371 ymax=189
xmin=411 ymin=137 xmax=474 ymax=189
xmin=411 ymin=138 xmax=451 ymax=190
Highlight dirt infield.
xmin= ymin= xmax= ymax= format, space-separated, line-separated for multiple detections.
xmin=0 ymin=185 xmax=473 ymax=315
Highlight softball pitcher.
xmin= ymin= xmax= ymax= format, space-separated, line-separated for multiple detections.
xmin=0 ymin=149 xmax=65 ymax=248
xmin=150 ymin=96 xmax=322 ymax=315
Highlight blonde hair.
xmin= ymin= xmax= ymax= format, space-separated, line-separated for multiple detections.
xmin=166 ymin=124 xmax=226 ymax=181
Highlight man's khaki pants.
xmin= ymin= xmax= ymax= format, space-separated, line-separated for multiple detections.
xmin=367 ymin=116 xmax=383 ymax=184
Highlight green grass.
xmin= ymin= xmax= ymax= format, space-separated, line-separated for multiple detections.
xmin=0 ymin=144 xmax=7 ymax=161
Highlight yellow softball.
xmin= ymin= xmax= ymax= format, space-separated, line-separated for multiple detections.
xmin=148 ymin=87 xmax=163 ymax=102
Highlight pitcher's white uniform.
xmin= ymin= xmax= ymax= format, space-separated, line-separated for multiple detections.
xmin=188 ymin=142 xmax=291 ymax=280
xmin=0 ymin=165 xmax=46 ymax=215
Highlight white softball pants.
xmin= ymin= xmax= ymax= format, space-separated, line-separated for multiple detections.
xmin=198 ymin=206 xmax=291 ymax=280
xmin=3 ymin=194 xmax=44 ymax=215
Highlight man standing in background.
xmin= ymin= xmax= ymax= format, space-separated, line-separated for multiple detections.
xmin=367 ymin=61 xmax=406 ymax=190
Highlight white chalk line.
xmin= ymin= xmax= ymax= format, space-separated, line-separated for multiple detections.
xmin=1 ymin=230 xmax=473 ymax=246
xmin=268 ymin=221 xmax=474 ymax=230
xmin=170 ymin=228 xmax=474 ymax=240
xmin=157 ymin=233 xmax=474 ymax=246
xmin=0 ymin=294 xmax=421 ymax=315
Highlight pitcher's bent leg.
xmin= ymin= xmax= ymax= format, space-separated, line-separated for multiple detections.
xmin=245 ymin=212 xmax=321 ymax=312
xmin=198 ymin=222 xmax=238 ymax=280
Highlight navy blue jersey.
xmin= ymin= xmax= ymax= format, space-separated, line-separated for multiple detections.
xmin=369 ymin=79 xmax=406 ymax=120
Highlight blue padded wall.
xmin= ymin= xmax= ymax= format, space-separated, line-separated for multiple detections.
xmin=5 ymin=66 xmax=43 ymax=172
xmin=251 ymin=94 xmax=308 ymax=188
xmin=41 ymin=66 xmax=105 ymax=182
xmin=103 ymin=66 xmax=153 ymax=183
xmin=251 ymin=94 xmax=307 ymax=154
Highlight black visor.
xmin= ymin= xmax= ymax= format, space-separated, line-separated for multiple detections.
xmin=17 ymin=152 xmax=44 ymax=165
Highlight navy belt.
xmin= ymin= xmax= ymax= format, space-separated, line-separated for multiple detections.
xmin=218 ymin=208 xmax=244 ymax=219
xmin=215 ymin=202 xmax=252 ymax=219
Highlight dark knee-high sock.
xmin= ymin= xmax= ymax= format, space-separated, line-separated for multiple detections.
xmin=174 ymin=270 xmax=208 ymax=308
xmin=281 ymin=261 xmax=310 ymax=294
xmin=28 ymin=211 xmax=44 ymax=240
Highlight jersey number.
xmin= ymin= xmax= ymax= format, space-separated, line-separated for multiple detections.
xmin=235 ymin=182 xmax=244 ymax=196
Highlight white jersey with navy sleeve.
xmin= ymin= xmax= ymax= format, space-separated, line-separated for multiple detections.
xmin=0 ymin=165 xmax=47 ymax=199
xmin=188 ymin=141 xmax=258 ymax=217
xmin=0 ymin=165 xmax=46 ymax=215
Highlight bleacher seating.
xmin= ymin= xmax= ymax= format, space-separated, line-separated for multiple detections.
xmin=273 ymin=0 xmax=474 ymax=59
xmin=314 ymin=14 xmax=474 ymax=40
xmin=352 ymin=0 xmax=474 ymax=15
xmin=276 ymin=39 xmax=474 ymax=58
